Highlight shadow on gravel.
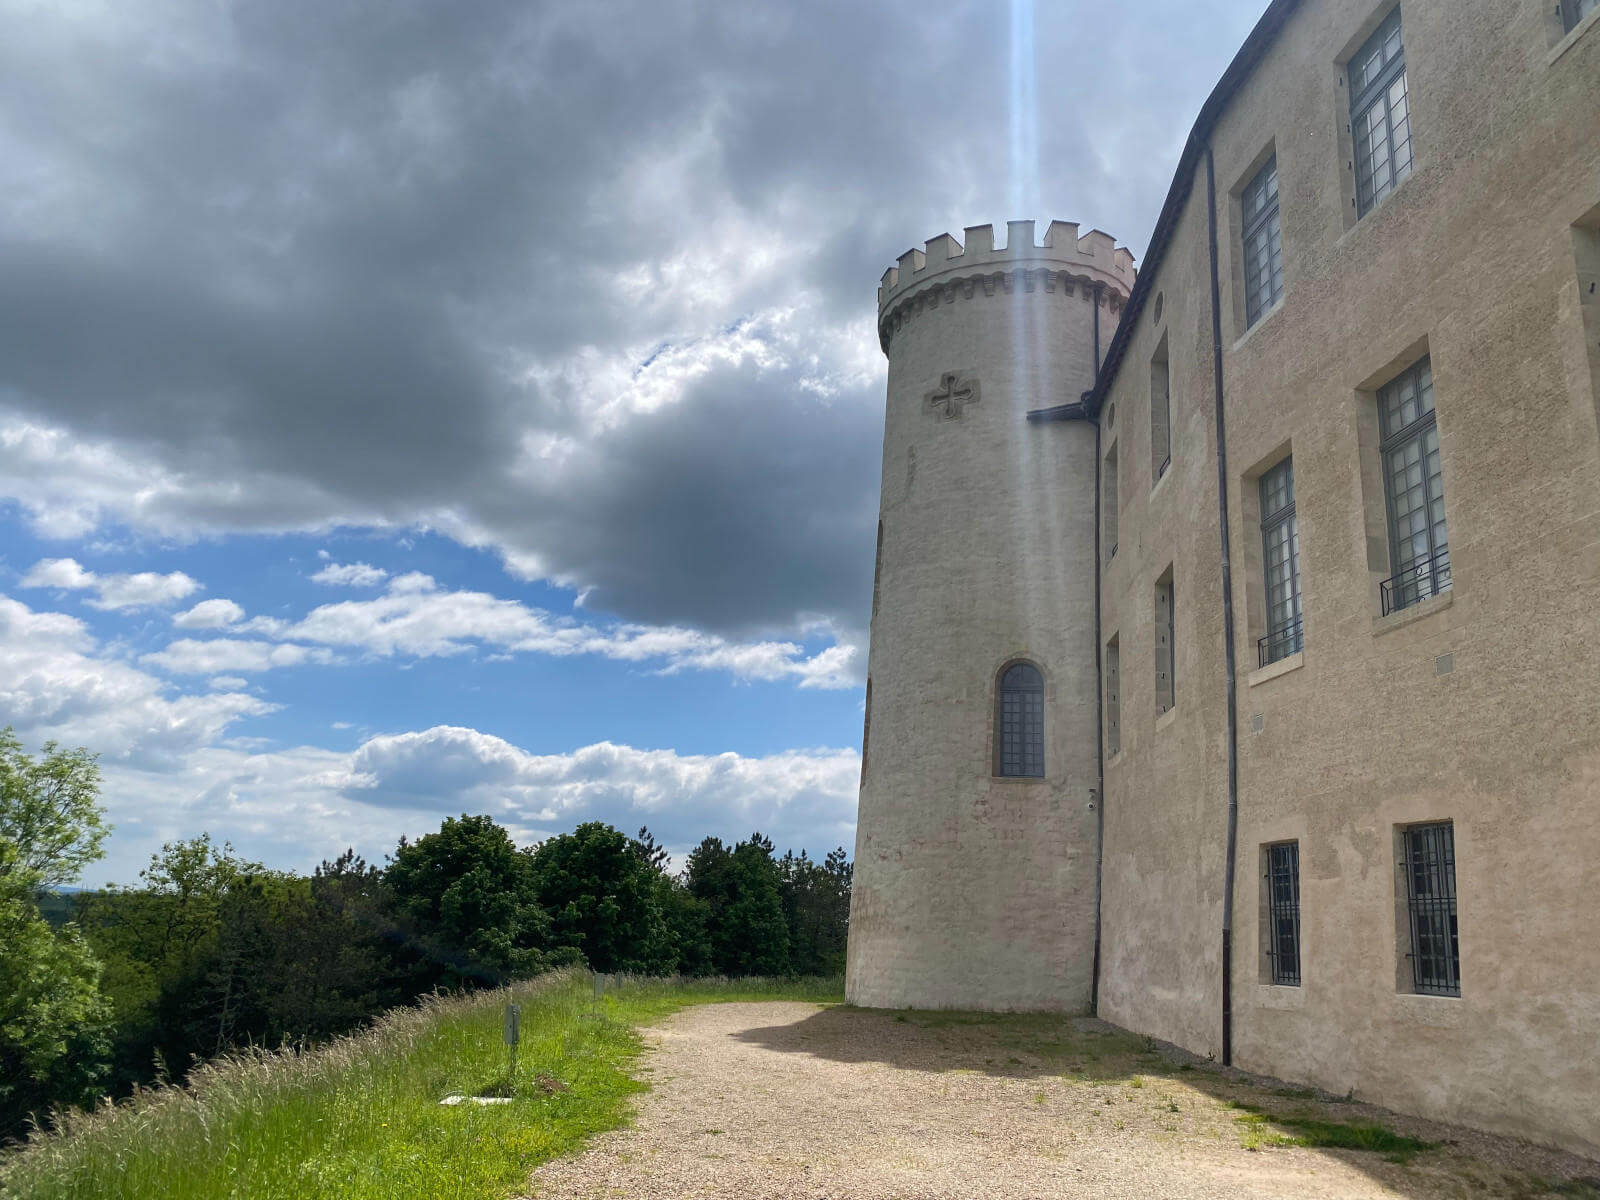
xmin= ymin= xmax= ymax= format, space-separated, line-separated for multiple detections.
xmin=732 ymin=1005 xmax=1600 ymax=1200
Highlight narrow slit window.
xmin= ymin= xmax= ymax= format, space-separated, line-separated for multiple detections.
xmin=997 ymin=662 xmax=1045 ymax=778
xmin=1151 ymin=338 xmax=1171 ymax=483
xmin=1348 ymin=8 xmax=1412 ymax=217
xmin=1155 ymin=572 xmax=1175 ymax=715
xmin=1402 ymin=822 xmax=1460 ymax=996
xmin=1266 ymin=842 xmax=1302 ymax=986
xmin=1104 ymin=442 xmax=1119 ymax=562
xmin=1242 ymin=156 xmax=1284 ymax=326
xmin=1379 ymin=358 xmax=1450 ymax=614
xmin=1105 ymin=637 xmax=1121 ymax=757
xmin=1258 ymin=458 xmax=1303 ymax=666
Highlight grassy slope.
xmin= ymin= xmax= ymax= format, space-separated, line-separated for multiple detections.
xmin=0 ymin=970 xmax=840 ymax=1200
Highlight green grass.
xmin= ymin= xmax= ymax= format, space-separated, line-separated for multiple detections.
xmin=0 ymin=968 xmax=841 ymax=1200
xmin=1233 ymin=1109 xmax=1435 ymax=1163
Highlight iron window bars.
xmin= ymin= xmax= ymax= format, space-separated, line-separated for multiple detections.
xmin=1379 ymin=358 xmax=1449 ymax=614
xmin=1155 ymin=576 xmax=1176 ymax=714
xmin=1266 ymin=842 xmax=1302 ymax=986
xmin=1242 ymin=156 xmax=1284 ymax=326
xmin=998 ymin=662 xmax=1045 ymax=778
xmin=1349 ymin=8 xmax=1412 ymax=217
xmin=1402 ymin=822 xmax=1460 ymax=996
xmin=1564 ymin=0 xmax=1598 ymax=32
xmin=1258 ymin=457 xmax=1303 ymax=665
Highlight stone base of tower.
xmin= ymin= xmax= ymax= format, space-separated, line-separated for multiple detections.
xmin=845 ymin=781 xmax=1098 ymax=1014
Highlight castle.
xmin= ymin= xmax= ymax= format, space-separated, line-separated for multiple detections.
xmin=846 ymin=0 xmax=1600 ymax=1158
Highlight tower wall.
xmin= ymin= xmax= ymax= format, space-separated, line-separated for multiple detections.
xmin=847 ymin=221 xmax=1134 ymax=1011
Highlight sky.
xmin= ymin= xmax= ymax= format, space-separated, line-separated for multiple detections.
xmin=0 ymin=0 xmax=1268 ymax=887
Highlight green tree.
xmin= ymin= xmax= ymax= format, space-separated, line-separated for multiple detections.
xmin=530 ymin=822 xmax=672 ymax=973
xmin=685 ymin=833 xmax=791 ymax=976
xmin=779 ymin=847 xmax=852 ymax=976
xmin=0 ymin=851 xmax=114 ymax=1130
xmin=383 ymin=815 xmax=554 ymax=987
xmin=0 ymin=728 xmax=109 ymax=890
xmin=0 ymin=733 xmax=115 ymax=1132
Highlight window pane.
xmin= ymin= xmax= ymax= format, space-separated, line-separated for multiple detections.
xmin=999 ymin=663 xmax=1045 ymax=777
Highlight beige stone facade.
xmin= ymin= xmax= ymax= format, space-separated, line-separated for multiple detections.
xmin=850 ymin=0 xmax=1600 ymax=1159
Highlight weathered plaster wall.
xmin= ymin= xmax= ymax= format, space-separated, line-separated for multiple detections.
xmin=1096 ymin=0 xmax=1600 ymax=1157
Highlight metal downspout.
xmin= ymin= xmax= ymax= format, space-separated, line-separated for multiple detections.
xmin=1205 ymin=145 xmax=1242 ymax=1067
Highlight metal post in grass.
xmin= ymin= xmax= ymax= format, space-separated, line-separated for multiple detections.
xmin=504 ymin=1003 xmax=521 ymax=1086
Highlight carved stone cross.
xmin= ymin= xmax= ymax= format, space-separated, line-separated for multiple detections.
xmin=926 ymin=372 xmax=980 ymax=420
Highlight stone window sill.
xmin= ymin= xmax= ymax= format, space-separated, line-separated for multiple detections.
xmin=1106 ymin=750 xmax=1125 ymax=770
xmin=1255 ymin=983 xmax=1305 ymax=1011
xmin=1156 ymin=707 xmax=1179 ymax=733
xmin=1371 ymin=589 xmax=1453 ymax=638
xmin=1337 ymin=170 xmax=1419 ymax=244
xmin=1391 ymin=991 xmax=1463 ymax=1027
xmin=1247 ymin=650 xmax=1304 ymax=688
xmin=1232 ymin=295 xmax=1285 ymax=353
xmin=1550 ymin=8 xmax=1600 ymax=66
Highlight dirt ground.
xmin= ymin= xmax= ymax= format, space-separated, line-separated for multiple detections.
xmin=525 ymin=1001 xmax=1600 ymax=1200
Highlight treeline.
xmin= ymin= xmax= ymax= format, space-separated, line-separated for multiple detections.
xmin=0 ymin=733 xmax=850 ymax=1138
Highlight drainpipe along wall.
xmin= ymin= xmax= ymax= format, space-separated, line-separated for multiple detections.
xmin=1205 ymin=145 xmax=1242 ymax=1067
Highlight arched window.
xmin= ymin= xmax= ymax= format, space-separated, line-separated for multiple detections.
xmin=996 ymin=662 xmax=1045 ymax=778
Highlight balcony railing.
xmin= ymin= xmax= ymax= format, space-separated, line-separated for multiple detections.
xmin=1257 ymin=616 xmax=1304 ymax=668
xmin=1380 ymin=547 xmax=1452 ymax=616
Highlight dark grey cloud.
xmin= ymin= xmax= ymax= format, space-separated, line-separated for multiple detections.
xmin=0 ymin=0 xmax=1268 ymax=646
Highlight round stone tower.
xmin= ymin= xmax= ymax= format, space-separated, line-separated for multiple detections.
xmin=847 ymin=219 xmax=1135 ymax=1012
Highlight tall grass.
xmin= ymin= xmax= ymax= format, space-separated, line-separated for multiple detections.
xmin=0 ymin=969 xmax=841 ymax=1200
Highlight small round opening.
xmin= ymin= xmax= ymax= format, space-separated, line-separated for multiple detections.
xmin=1152 ymin=291 xmax=1165 ymax=325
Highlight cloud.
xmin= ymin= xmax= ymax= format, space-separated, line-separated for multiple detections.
xmin=0 ymin=0 xmax=1261 ymax=655
xmin=347 ymin=725 xmax=860 ymax=853
xmin=310 ymin=562 xmax=387 ymax=587
xmin=141 ymin=639 xmax=337 ymax=675
xmin=0 ymin=593 xmax=273 ymax=768
xmin=273 ymin=573 xmax=855 ymax=687
xmin=208 ymin=676 xmax=249 ymax=691
xmin=174 ymin=598 xmax=246 ymax=628
xmin=19 ymin=557 xmax=201 ymax=610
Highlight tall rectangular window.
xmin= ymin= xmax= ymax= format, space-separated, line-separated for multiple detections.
xmin=1150 ymin=337 xmax=1171 ymax=483
xmin=1349 ymin=8 xmax=1412 ymax=217
xmin=1242 ymin=156 xmax=1284 ymax=326
xmin=1105 ymin=636 xmax=1121 ymax=756
xmin=1379 ymin=357 xmax=1449 ymax=613
xmin=1154 ymin=571 xmax=1175 ymax=715
xmin=1402 ymin=822 xmax=1459 ymax=996
xmin=1258 ymin=458 xmax=1303 ymax=665
xmin=1104 ymin=442 xmax=1119 ymax=562
xmin=1266 ymin=842 xmax=1301 ymax=986
xmin=1564 ymin=0 xmax=1598 ymax=32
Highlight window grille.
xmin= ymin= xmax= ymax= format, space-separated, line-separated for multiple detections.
xmin=1104 ymin=443 xmax=1119 ymax=562
xmin=1348 ymin=8 xmax=1412 ymax=216
xmin=1105 ymin=638 xmax=1121 ymax=757
xmin=1564 ymin=0 xmax=1598 ymax=32
xmin=1242 ymin=156 xmax=1284 ymax=325
xmin=1379 ymin=358 xmax=1450 ymax=613
xmin=1266 ymin=842 xmax=1301 ymax=986
xmin=1402 ymin=822 xmax=1459 ymax=996
xmin=1155 ymin=575 xmax=1175 ymax=714
xmin=1258 ymin=458 xmax=1303 ymax=666
xmin=1151 ymin=341 xmax=1171 ymax=482
xmin=997 ymin=662 xmax=1045 ymax=778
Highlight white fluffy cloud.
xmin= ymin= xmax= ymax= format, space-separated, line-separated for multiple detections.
xmin=273 ymin=573 xmax=854 ymax=687
xmin=20 ymin=557 xmax=201 ymax=610
xmin=173 ymin=598 xmax=246 ymax=629
xmin=0 ymin=593 xmax=273 ymax=768
xmin=310 ymin=562 xmax=388 ymax=587
xmin=141 ymin=639 xmax=338 ymax=675
xmin=345 ymin=726 xmax=860 ymax=853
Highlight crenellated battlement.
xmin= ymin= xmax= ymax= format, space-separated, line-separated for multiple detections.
xmin=876 ymin=220 xmax=1137 ymax=354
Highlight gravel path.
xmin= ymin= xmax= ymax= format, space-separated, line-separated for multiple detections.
xmin=525 ymin=1002 xmax=1598 ymax=1200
